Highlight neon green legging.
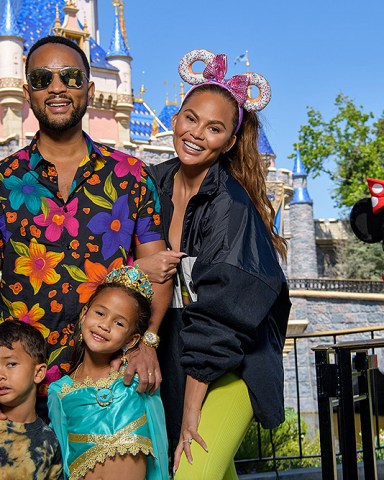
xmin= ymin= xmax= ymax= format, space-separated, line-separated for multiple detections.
xmin=174 ymin=373 xmax=253 ymax=480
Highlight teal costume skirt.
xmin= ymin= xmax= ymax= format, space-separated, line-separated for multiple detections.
xmin=48 ymin=372 xmax=168 ymax=479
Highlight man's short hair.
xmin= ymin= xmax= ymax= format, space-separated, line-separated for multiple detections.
xmin=25 ymin=35 xmax=90 ymax=78
xmin=0 ymin=320 xmax=46 ymax=364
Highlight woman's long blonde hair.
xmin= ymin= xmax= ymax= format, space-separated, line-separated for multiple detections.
xmin=184 ymin=84 xmax=287 ymax=261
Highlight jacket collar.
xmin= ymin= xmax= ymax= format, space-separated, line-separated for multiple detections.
xmin=151 ymin=156 xmax=229 ymax=198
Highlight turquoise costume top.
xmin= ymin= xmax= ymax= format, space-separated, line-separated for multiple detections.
xmin=48 ymin=372 xmax=168 ymax=480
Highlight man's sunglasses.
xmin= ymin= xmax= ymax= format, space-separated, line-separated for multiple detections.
xmin=27 ymin=67 xmax=88 ymax=91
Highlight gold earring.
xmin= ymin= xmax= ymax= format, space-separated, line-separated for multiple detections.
xmin=121 ymin=346 xmax=128 ymax=366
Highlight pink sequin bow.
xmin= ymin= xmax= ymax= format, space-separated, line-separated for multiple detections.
xmin=367 ymin=178 xmax=384 ymax=214
xmin=203 ymin=54 xmax=250 ymax=107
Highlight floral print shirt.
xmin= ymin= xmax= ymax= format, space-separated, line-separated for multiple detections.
xmin=0 ymin=132 xmax=163 ymax=393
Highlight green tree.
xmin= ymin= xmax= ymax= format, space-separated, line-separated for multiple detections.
xmin=295 ymin=93 xmax=384 ymax=209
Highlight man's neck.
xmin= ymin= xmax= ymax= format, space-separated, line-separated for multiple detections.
xmin=37 ymin=124 xmax=88 ymax=165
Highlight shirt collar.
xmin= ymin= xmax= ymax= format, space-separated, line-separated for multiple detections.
xmin=27 ymin=131 xmax=104 ymax=170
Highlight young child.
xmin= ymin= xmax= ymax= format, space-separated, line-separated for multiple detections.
xmin=0 ymin=320 xmax=63 ymax=479
xmin=48 ymin=265 xmax=168 ymax=480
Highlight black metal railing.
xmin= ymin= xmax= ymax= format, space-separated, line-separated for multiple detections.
xmin=235 ymin=325 xmax=384 ymax=476
xmin=288 ymin=278 xmax=384 ymax=293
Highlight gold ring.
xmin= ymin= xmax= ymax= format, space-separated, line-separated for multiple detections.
xmin=183 ymin=438 xmax=192 ymax=444
xmin=148 ymin=372 xmax=153 ymax=376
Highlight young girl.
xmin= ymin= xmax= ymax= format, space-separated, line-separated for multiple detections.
xmin=47 ymin=265 xmax=168 ymax=480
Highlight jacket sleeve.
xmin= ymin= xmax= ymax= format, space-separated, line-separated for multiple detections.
xmin=180 ymin=195 xmax=285 ymax=384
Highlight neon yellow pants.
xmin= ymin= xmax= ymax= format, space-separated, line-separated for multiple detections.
xmin=174 ymin=373 xmax=253 ymax=480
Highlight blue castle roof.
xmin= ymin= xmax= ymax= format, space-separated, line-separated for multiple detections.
xmin=0 ymin=0 xmax=22 ymax=37
xmin=291 ymin=149 xmax=312 ymax=204
xmin=11 ymin=0 xmax=117 ymax=71
xmin=258 ymin=126 xmax=274 ymax=155
xmin=107 ymin=7 xmax=129 ymax=57
xmin=158 ymin=104 xmax=178 ymax=131
xmin=292 ymin=149 xmax=308 ymax=176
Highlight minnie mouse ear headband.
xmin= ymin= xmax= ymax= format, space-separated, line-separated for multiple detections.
xmin=350 ymin=178 xmax=384 ymax=243
xmin=178 ymin=49 xmax=271 ymax=134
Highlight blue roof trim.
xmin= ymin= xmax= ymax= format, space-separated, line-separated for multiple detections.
xmin=0 ymin=0 xmax=22 ymax=37
xmin=90 ymin=37 xmax=118 ymax=71
xmin=291 ymin=187 xmax=313 ymax=205
xmin=258 ymin=126 xmax=274 ymax=155
xmin=17 ymin=0 xmax=65 ymax=53
xmin=107 ymin=8 xmax=129 ymax=57
xmin=292 ymin=149 xmax=307 ymax=177
xmin=130 ymin=101 xmax=154 ymax=141
xmin=158 ymin=104 xmax=178 ymax=131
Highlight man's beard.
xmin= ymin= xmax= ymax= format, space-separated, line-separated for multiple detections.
xmin=30 ymin=95 xmax=88 ymax=131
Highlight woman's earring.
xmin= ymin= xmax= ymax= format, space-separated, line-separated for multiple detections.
xmin=121 ymin=345 xmax=129 ymax=366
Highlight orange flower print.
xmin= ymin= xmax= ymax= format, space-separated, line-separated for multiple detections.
xmin=87 ymin=174 xmax=100 ymax=185
xmin=86 ymin=243 xmax=99 ymax=253
xmin=70 ymin=239 xmax=80 ymax=250
xmin=4 ymin=168 xmax=12 ymax=177
xmin=20 ymin=227 xmax=26 ymax=236
xmin=50 ymin=300 xmax=63 ymax=312
xmin=60 ymin=334 xmax=68 ymax=346
xmin=6 ymin=212 xmax=17 ymax=223
xmin=47 ymin=166 xmax=57 ymax=177
xmin=147 ymin=207 xmax=153 ymax=214
xmin=72 ymin=252 xmax=80 ymax=259
xmin=9 ymin=282 xmax=22 ymax=295
xmin=83 ymin=171 xmax=91 ymax=178
xmin=48 ymin=331 xmax=59 ymax=345
xmin=76 ymin=258 xmax=123 ymax=303
xmin=141 ymin=186 xmax=147 ymax=195
xmin=48 ymin=290 xmax=57 ymax=298
xmin=7 ymin=300 xmax=49 ymax=339
xmin=83 ymin=208 xmax=90 ymax=214
xmin=153 ymin=214 xmax=161 ymax=226
xmin=120 ymin=181 xmax=128 ymax=189
xmin=14 ymin=238 xmax=64 ymax=294
xmin=84 ymin=253 xmax=90 ymax=258
xmin=132 ymin=213 xmax=137 ymax=219
xmin=60 ymin=363 xmax=71 ymax=372
xmin=30 ymin=225 xmax=41 ymax=238
xmin=21 ymin=218 xmax=28 ymax=227
xmin=10 ymin=159 xmax=19 ymax=170
xmin=62 ymin=282 xmax=71 ymax=294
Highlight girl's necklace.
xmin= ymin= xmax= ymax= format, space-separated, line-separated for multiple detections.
xmin=72 ymin=362 xmax=114 ymax=407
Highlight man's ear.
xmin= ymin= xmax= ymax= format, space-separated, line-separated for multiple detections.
xmin=34 ymin=363 xmax=47 ymax=385
xmin=87 ymin=81 xmax=95 ymax=103
xmin=23 ymin=83 xmax=31 ymax=105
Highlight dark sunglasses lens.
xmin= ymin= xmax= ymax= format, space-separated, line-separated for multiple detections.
xmin=60 ymin=68 xmax=84 ymax=88
xmin=29 ymin=69 xmax=53 ymax=90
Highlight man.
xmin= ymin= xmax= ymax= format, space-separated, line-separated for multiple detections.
xmin=0 ymin=35 xmax=174 ymax=418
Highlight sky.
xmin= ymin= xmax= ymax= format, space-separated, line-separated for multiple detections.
xmin=98 ymin=0 xmax=384 ymax=219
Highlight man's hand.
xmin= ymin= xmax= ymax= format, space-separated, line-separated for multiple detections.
xmin=123 ymin=342 xmax=162 ymax=394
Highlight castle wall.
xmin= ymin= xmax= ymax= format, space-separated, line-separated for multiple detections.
xmin=88 ymin=109 xmax=118 ymax=144
xmin=284 ymin=292 xmax=384 ymax=419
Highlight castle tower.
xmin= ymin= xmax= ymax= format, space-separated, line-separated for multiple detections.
xmin=105 ymin=1 xmax=133 ymax=147
xmin=0 ymin=0 xmax=24 ymax=141
xmin=289 ymin=149 xmax=318 ymax=278
xmin=76 ymin=0 xmax=100 ymax=44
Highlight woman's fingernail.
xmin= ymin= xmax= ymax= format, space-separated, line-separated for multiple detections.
xmin=172 ymin=466 xmax=176 ymax=474
xmin=188 ymin=458 xmax=193 ymax=465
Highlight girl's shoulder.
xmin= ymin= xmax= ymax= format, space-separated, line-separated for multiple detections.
xmin=48 ymin=375 xmax=72 ymax=395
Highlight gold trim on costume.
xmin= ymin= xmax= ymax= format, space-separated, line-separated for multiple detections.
xmin=68 ymin=415 xmax=154 ymax=479
xmin=59 ymin=371 xmax=122 ymax=397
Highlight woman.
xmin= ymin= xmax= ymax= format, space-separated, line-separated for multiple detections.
xmin=145 ymin=50 xmax=291 ymax=480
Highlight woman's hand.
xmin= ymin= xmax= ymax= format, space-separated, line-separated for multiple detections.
xmin=136 ymin=250 xmax=184 ymax=283
xmin=173 ymin=376 xmax=209 ymax=472
xmin=173 ymin=405 xmax=208 ymax=471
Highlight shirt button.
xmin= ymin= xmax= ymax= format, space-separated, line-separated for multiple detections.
xmin=68 ymin=284 xmax=73 ymax=291
xmin=66 ymin=244 xmax=71 ymax=250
